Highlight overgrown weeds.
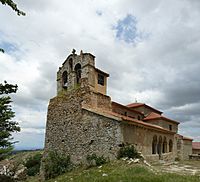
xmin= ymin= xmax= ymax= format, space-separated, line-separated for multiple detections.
xmin=24 ymin=153 xmax=42 ymax=176
xmin=117 ymin=144 xmax=141 ymax=159
xmin=86 ymin=153 xmax=107 ymax=167
xmin=44 ymin=151 xmax=72 ymax=180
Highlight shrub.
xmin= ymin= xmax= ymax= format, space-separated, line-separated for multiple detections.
xmin=44 ymin=151 xmax=72 ymax=179
xmin=117 ymin=144 xmax=141 ymax=159
xmin=24 ymin=153 xmax=42 ymax=176
xmin=86 ymin=154 xmax=107 ymax=167
xmin=0 ymin=175 xmax=14 ymax=182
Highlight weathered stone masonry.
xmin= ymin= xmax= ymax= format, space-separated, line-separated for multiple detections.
xmin=43 ymin=50 xmax=193 ymax=174
xmin=44 ymin=86 xmax=123 ymax=164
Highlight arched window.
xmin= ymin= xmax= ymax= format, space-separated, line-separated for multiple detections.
xmin=69 ymin=58 xmax=73 ymax=71
xmin=75 ymin=63 xmax=81 ymax=84
xmin=169 ymin=139 xmax=173 ymax=152
xmin=162 ymin=137 xmax=167 ymax=153
xmin=62 ymin=71 xmax=68 ymax=88
xmin=157 ymin=136 xmax=162 ymax=157
xmin=152 ymin=135 xmax=157 ymax=154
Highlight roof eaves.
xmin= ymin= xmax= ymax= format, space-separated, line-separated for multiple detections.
xmin=95 ymin=68 xmax=109 ymax=77
xmin=111 ymin=101 xmax=144 ymax=115
xmin=82 ymin=107 xmax=175 ymax=134
xmin=126 ymin=103 xmax=163 ymax=114
xmin=144 ymin=115 xmax=180 ymax=124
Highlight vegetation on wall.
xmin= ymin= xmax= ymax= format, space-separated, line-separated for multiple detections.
xmin=86 ymin=153 xmax=107 ymax=167
xmin=117 ymin=144 xmax=141 ymax=159
xmin=44 ymin=151 xmax=72 ymax=179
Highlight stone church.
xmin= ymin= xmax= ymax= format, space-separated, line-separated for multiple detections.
xmin=44 ymin=50 xmax=192 ymax=164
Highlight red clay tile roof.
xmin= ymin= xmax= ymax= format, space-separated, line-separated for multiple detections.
xmin=126 ymin=103 xmax=145 ymax=107
xmin=104 ymin=111 xmax=175 ymax=134
xmin=144 ymin=112 xmax=161 ymax=119
xmin=192 ymin=142 xmax=200 ymax=149
xmin=126 ymin=103 xmax=163 ymax=114
xmin=82 ymin=106 xmax=175 ymax=134
xmin=143 ymin=112 xmax=180 ymax=124
xmin=111 ymin=101 xmax=143 ymax=115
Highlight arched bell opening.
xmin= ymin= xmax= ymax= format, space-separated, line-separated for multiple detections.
xmin=62 ymin=71 xmax=68 ymax=88
xmin=74 ymin=63 xmax=81 ymax=84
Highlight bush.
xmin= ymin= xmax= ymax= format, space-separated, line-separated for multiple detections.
xmin=117 ymin=144 xmax=141 ymax=159
xmin=86 ymin=154 xmax=107 ymax=167
xmin=0 ymin=147 xmax=13 ymax=161
xmin=24 ymin=153 xmax=42 ymax=176
xmin=44 ymin=151 xmax=72 ymax=179
xmin=0 ymin=175 xmax=14 ymax=182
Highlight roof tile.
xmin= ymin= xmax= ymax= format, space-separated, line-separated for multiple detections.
xmin=192 ymin=142 xmax=200 ymax=149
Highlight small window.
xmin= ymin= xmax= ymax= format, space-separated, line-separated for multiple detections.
xmin=124 ymin=112 xmax=127 ymax=116
xmin=138 ymin=116 xmax=141 ymax=120
xmin=169 ymin=125 xmax=172 ymax=131
xmin=98 ymin=74 xmax=104 ymax=86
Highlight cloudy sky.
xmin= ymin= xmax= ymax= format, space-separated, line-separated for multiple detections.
xmin=0 ymin=0 xmax=200 ymax=150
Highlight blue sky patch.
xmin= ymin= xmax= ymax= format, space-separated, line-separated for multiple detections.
xmin=115 ymin=14 xmax=139 ymax=43
xmin=0 ymin=41 xmax=18 ymax=53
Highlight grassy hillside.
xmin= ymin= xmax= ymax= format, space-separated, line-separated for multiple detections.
xmin=27 ymin=160 xmax=200 ymax=182
xmin=3 ymin=150 xmax=200 ymax=182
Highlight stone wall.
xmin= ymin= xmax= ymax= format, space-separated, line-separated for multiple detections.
xmin=189 ymin=154 xmax=200 ymax=160
xmin=94 ymin=71 xmax=108 ymax=95
xmin=182 ymin=139 xmax=192 ymax=160
xmin=176 ymin=135 xmax=183 ymax=160
xmin=193 ymin=149 xmax=200 ymax=154
xmin=145 ymin=153 xmax=174 ymax=163
xmin=146 ymin=119 xmax=178 ymax=133
xmin=44 ymin=86 xmax=122 ymax=166
xmin=121 ymin=123 xmax=175 ymax=161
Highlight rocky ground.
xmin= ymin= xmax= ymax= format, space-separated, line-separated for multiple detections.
xmin=0 ymin=150 xmax=43 ymax=181
xmin=1 ymin=151 xmax=200 ymax=181
xmin=154 ymin=160 xmax=200 ymax=176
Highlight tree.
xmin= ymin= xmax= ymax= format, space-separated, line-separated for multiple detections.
xmin=0 ymin=1 xmax=22 ymax=157
xmin=0 ymin=0 xmax=25 ymax=16
xmin=0 ymin=81 xmax=20 ymax=160
xmin=0 ymin=0 xmax=25 ymax=53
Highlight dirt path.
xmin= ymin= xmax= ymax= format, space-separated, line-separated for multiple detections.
xmin=154 ymin=161 xmax=200 ymax=176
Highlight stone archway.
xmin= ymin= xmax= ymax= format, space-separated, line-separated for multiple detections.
xmin=62 ymin=71 xmax=68 ymax=88
xmin=74 ymin=63 xmax=81 ymax=84
xmin=152 ymin=135 xmax=157 ymax=154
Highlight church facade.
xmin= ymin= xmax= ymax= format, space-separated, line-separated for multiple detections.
xmin=44 ymin=50 xmax=192 ymax=165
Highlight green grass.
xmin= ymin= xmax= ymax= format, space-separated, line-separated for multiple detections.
xmin=27 ymin=160 xmax=200 ymax=182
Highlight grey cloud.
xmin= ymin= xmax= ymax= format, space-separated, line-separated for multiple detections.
xmin=1 ymin=0 xmax=200 ymax=149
